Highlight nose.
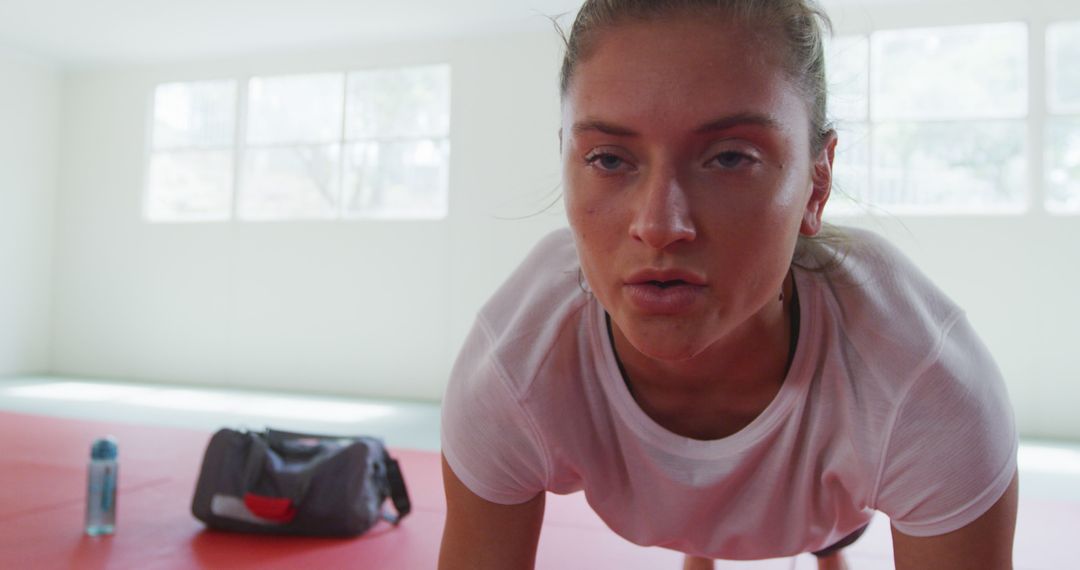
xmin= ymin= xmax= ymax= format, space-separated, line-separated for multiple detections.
xmin=628 ymin=168 xmax=697 ymax=250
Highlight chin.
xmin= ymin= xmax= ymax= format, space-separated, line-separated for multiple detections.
xmin=623 ymin=327 xmax=709 ymax=362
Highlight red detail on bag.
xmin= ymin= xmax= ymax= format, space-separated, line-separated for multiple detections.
xmin=243 ymin=493 xmax=297 ymax=523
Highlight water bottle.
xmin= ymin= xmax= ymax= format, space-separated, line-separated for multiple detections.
xmin=85 ymin=436 xmax=118 ymax=536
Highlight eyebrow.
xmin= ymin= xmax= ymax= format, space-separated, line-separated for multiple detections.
xmin=693 ymin=112 xmax=783 ymax=134
xmin=571 ymin=112 xmax=782 ymax=137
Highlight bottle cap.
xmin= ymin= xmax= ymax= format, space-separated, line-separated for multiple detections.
xmin=90 ymin=436 xmax=118 ymax=460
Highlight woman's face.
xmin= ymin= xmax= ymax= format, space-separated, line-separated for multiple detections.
xmin=562 ymin=15 xmax=835 ymax=362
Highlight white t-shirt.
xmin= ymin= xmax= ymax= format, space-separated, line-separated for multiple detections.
xmin=441 ymin=227 xmax=1017 ymax=560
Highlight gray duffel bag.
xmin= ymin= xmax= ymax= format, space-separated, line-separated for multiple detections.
xmin=191 ymin=427 xmax=411 ymax=537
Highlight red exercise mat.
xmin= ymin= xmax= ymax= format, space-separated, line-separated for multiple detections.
xmin=6 ymin=410 xmax=1071 ymax=569
xmin=0 ymin=411 xmax=693 ymax=569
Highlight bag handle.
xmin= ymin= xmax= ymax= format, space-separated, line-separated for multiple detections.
xmin=240 ymin=431 xmax=321 ymax=505
xmin=265 ymin=428 xmax=357 ymax=446
xmin=241 ymin=433 xmax=271 ymax=492
xmin=382 ymin=453 xmax=411 ymax=525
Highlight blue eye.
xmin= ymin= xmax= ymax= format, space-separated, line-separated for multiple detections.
xmin=586 ymin=152 xmax=628 ymax=172
xmin=714 ymin=151 xmax=751 ymax=169
xmin=599 ymin=155 xmax=623 ymax=169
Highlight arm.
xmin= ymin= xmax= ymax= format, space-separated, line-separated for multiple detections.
xmin=439 ymin=453 xmax=546 ymax=570
xmin=891 ymin=471 xmax=1019 ymax=570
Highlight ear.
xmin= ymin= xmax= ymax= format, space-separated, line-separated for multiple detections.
xmin=800 ymin=130 xmax=838 ymax=237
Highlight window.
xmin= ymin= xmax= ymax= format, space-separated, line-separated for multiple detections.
xmin=1047 ymin=21 xmax=1080 ymax=213
xmin=342 ymin=66 xmax=451 ymax=219
xmin=145 ymin=80 xmax=237 ymax=222
xmin=826 ymin=35 xmax=869 ymax=213
xmin=145 ymin=64 xmax=451 ymax=222
xmin=241 ymin=73 xmax=345 ymax=220
xmin=827 ymin=23 xmax=1029 ymax=214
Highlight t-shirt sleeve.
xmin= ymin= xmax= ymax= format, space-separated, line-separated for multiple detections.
xmin=872 ymin=312 xmax=1018 ymax=537
xmin=440 ymin=316 xmax=550 ymax=505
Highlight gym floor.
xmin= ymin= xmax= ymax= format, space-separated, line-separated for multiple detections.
xmin=2 ymin=375 xmax=1077 ymax=569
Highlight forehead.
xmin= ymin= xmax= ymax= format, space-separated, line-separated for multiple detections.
xmin=564 ymin=16 xmax=807 ymax=135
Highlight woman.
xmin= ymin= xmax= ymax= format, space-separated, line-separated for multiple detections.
xmin=439 ymin=1 xmax=1019 ymax=569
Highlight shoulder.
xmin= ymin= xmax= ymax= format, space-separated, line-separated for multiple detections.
xmin=872 ymin=311 xmax=1017 ymax=536
xmin=814 ymin=232 xmax=1019 ymax=535
xmin=441 ymin=308 xmax=552 ymax=502
xmin=450 ymin=226 xmax=588 ymax=404
xmin=805 ymin=226 xmax=963 ymax=368
xmin=472 ymin=227 xmax=590 ymax=396
xmin=439 ymin=229 xmax=586 ymax=503
xmin=815 ymin=226 xmax=950 ymax=303
xmin=480 ymin=226 xmax=583 ymax=325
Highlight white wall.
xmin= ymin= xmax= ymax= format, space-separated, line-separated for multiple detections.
xmin=0 ymin=45 xmax=58 ymax=376
xmin=51 ymin=32 xmax=567 ymax=401
xmin=827 ymin=0 xmax=1080 ymax=441
xmin=49 ymin=0 xmax=1080 ymax=440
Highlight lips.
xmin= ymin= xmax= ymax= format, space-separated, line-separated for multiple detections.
xmin=623 ymin=268 xmax=706 ymax=314
xmin=647 ymin=280 xmax=685 ymax=289
xmin=625 ymin=269 xmax=706 ymax=287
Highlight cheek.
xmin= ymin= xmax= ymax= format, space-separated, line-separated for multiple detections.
xmin=565 ymin=190 xmax=592 ymax=242
xmin=568 ymin=207 xmax=617 ymax=267
xmin=566 ymin=178 xmax=618 ymax=238
xmin=724 ymin=164 xmax=809 ymax=228
xmin=565 ymin=186 xmax=623 ymax=287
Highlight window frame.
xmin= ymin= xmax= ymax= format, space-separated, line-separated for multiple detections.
xmin=143 ymin=79 xmax=239 ymax=223
xmin=828 ymin=22 xmax=1036 ymax=216
xmin=1044 ymin=20 xmax=1080 ymax=214
xmin=144 ymin=64 xmax=452 ymax=223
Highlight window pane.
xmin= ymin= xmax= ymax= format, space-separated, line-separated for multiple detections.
xmin=826 ymin=36 xmax=869 ymax=122
xmin=872 ymin=23 xmax=1027 ymax=121
xmin=829 ymin=121 xmax=870 ymax=215
xmin=152 ymin=81 xmax=236 ymax=149
xmin=246 ymin=74 xmax=344 ymax=145
xmin=346 ymin=65 xmax=451 ymax=139
xmin=872 ymin=121 xmax=1026 ymax=212
xmin=145 ymin=150 xmax=232 ymax=221
xmin=1046 ymin=118 xmax=1080 ymax=213
xmin=239 ymin=145 xmax=341 ymax=220
xmin=1048 ymin=21 xmax=1080 ymax=114
xmin=342 ymin=139 xmax=449 ymax=219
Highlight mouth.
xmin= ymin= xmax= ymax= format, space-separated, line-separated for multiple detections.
xmin=646 ymin=279 xmax=690 ymax=289
xmin=626 ymin=268 xmax=707 ymax=288
xmin=623 ymin=277 xmax=703 ymax=314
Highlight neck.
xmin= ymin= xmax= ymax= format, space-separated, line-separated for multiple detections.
xmin=609 ymin=271 xmax=798 ymax=432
